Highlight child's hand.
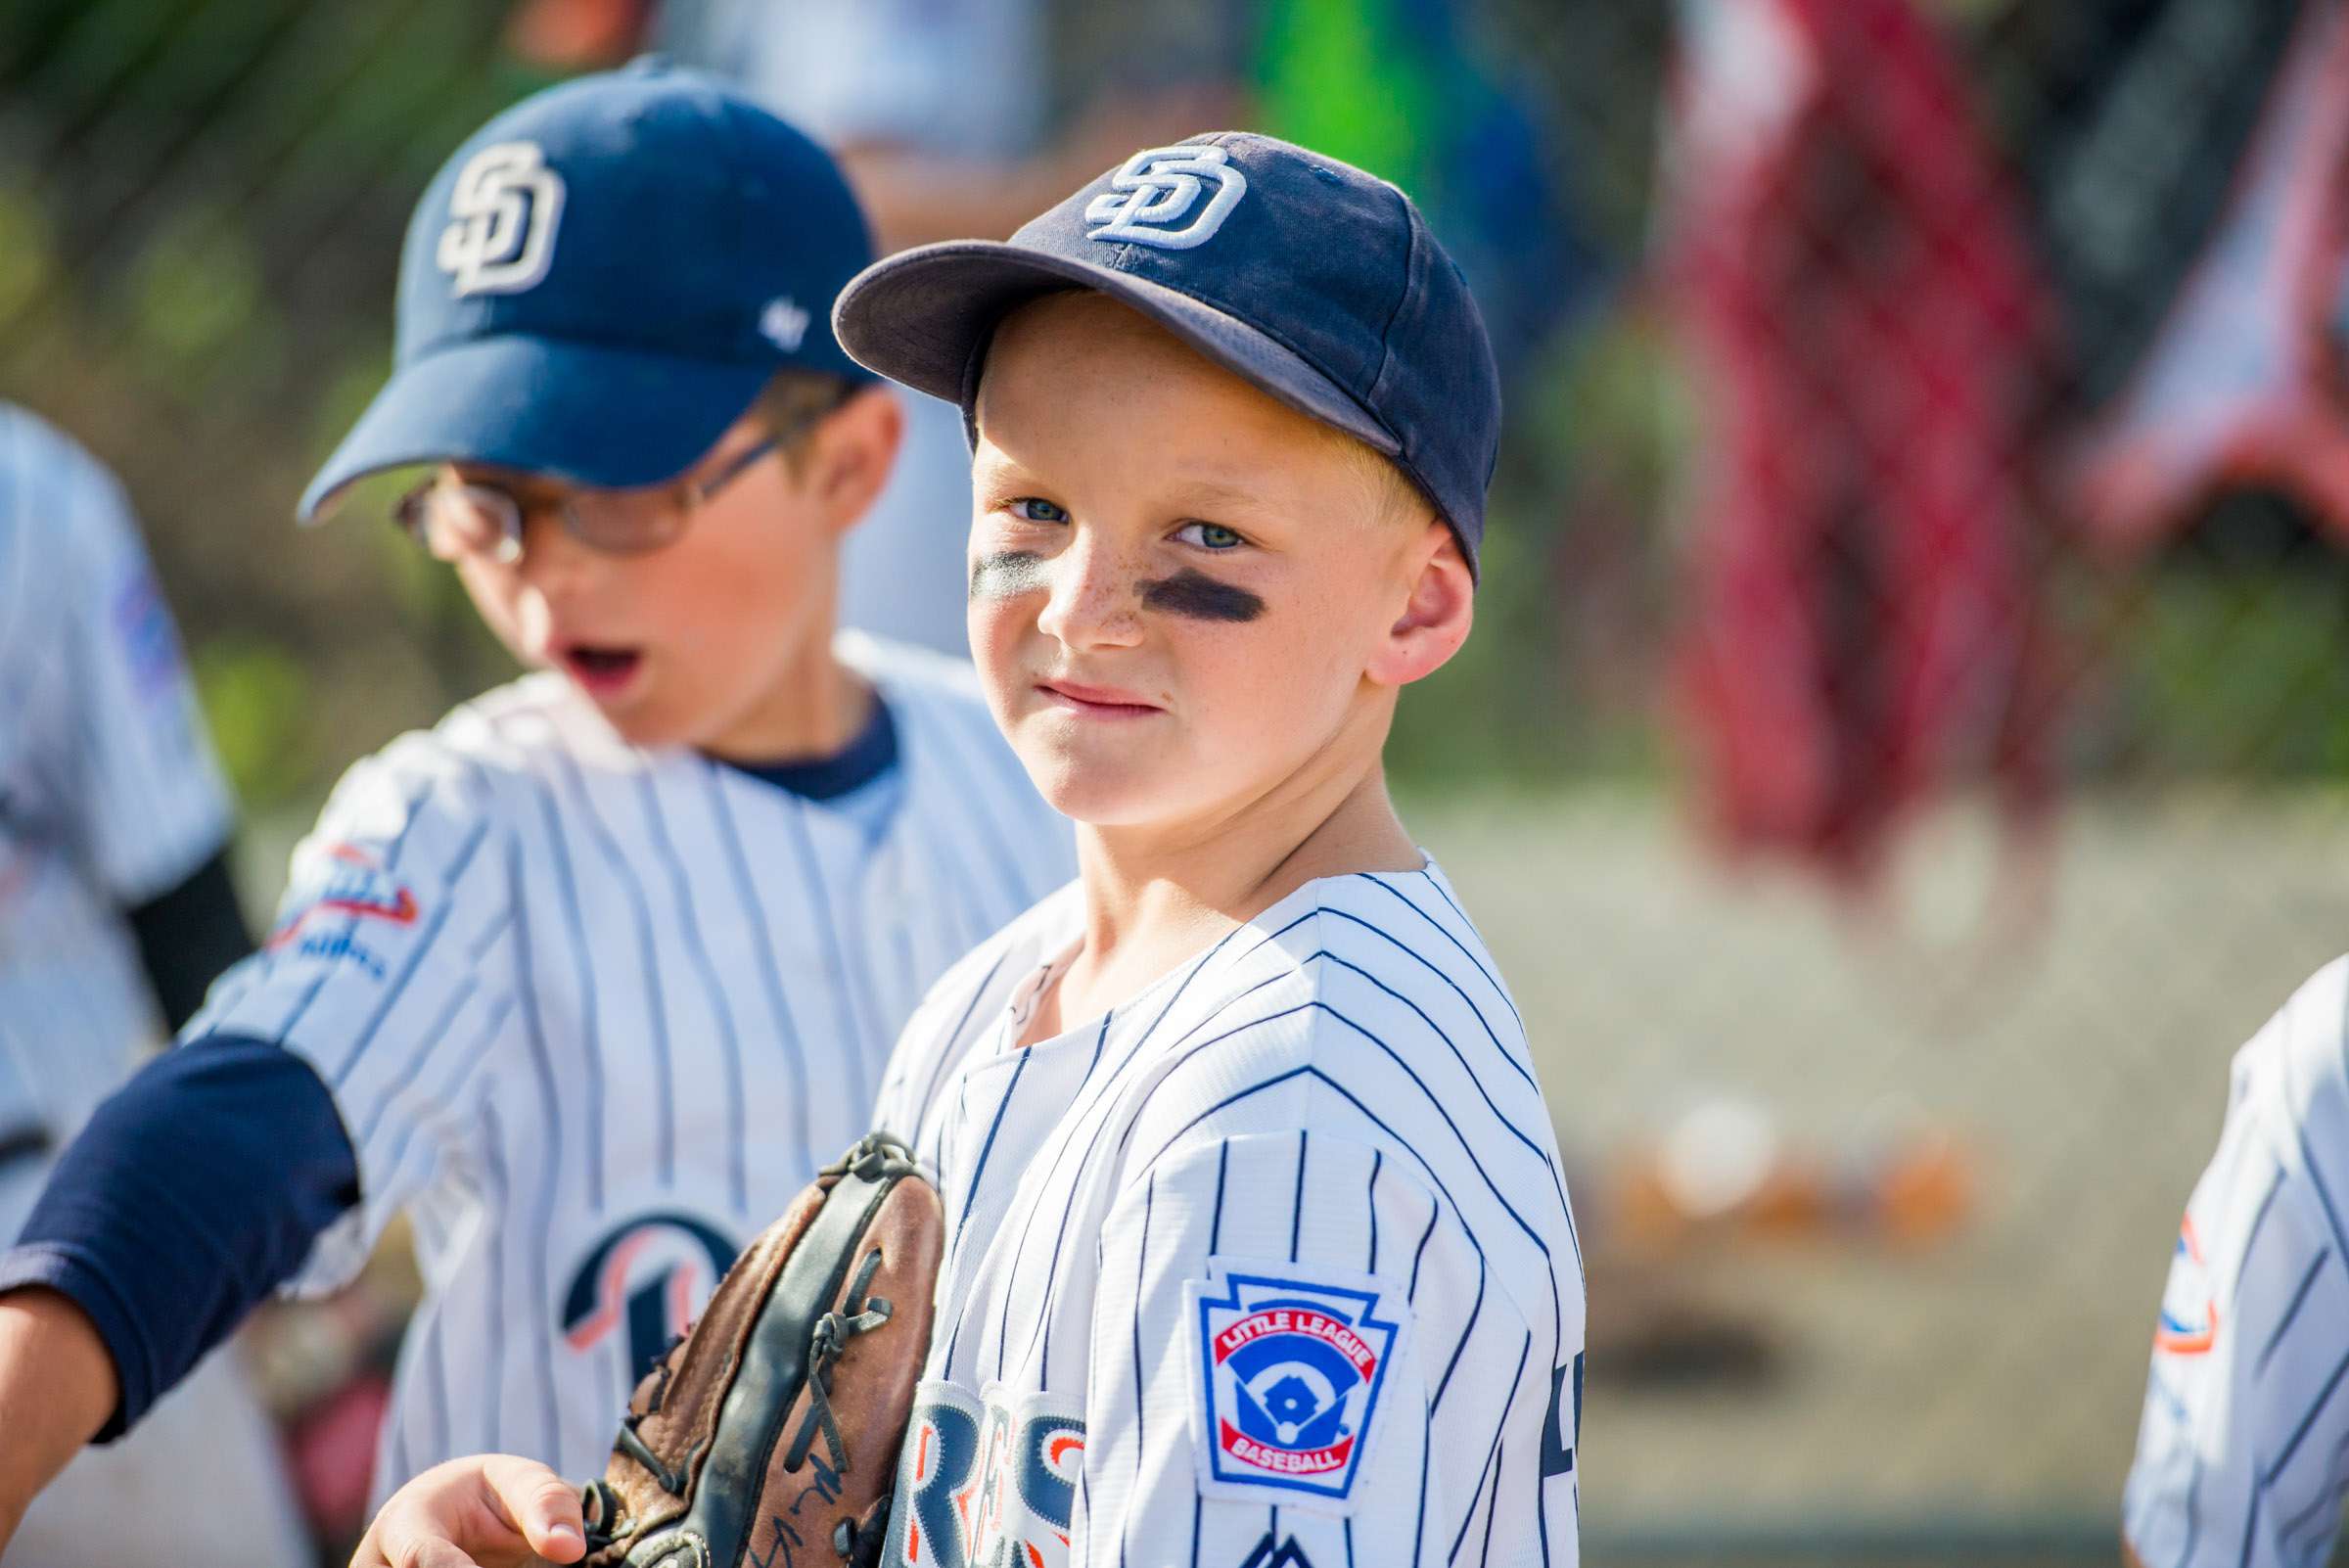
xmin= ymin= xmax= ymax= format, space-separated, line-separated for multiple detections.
xmin=350 ymin=1453 xmax=585 ymax=1568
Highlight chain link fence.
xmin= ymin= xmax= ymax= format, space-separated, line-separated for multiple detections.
xmin=8 ymin=0 xmax=2347 ymax=1561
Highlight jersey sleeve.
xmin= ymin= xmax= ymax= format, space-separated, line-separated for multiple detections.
xmin=57 ymin=450 xmax=234 ymax=904
xmin=185 ymin=734 xmax=520 ymax=1293
xmin=1075 ymin=1130 xmax=1569 ymax=1568
xmin=2126 ymin=960 xmax=2349 ymax=1568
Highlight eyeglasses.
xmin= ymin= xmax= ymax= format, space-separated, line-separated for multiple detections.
xmin=392 ymin=436 xmax=780 ymax=564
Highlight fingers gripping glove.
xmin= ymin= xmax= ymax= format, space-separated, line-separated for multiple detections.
xmin=578 ymin=1133 xmax=944 ymax=1568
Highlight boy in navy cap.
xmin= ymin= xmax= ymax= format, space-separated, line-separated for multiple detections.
xmin=0 ymin=61 xmax=1070 ymax=1551
xmin=362 ymin=133 xmax=1584 ymax=1568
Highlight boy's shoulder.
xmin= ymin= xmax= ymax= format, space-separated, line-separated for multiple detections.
xmin=303 ymin=672 xmax=622 ymax=848
xmin=366 ymin=671 xmax=611 ymax=787
xmin=0 ymin=402 xmax=120 ymax=507
xmin=1169 ymin=863 xmax=1530 ymax=1071
xmin=835 ymin=628 xmax=986 ymax=707
xmin=1119 ymin=863 xmax=1551 ymax=1189
xmin=2223 ymin=956 xmax=2349 ymax=1183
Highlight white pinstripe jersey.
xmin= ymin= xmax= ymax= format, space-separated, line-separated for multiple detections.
xmin=184 ymin=633 xmax=1074 ymax=1500
xmin=869 ymin=864 xmax=1585 ymax=1568
xmin=0 ymin=405 xmax=234 ymax=1197
xmin=2127 ymin=956 xmax=2349 ymax=1568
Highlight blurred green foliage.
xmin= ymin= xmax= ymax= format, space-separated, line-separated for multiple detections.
xmin=4 ymin=0 xmax=2348 ymax=836
xmin=191 ymin=633 xmax=315 ymax=807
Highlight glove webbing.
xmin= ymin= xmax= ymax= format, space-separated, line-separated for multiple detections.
xmin=783 ymin=1247 xmax=895 ymax=1477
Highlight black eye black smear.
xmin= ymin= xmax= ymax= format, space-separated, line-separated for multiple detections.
xmin=969 ymin=550 xmax=1052 ymax=600
xmin=1139 ymin=569 xmax=1265 ymax=623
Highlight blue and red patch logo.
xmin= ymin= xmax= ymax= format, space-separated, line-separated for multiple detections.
xmin=2155 ymin=1212 xmax=2220 ymax=1355
xmin=267 ymin=844 xmax=420 ymax=951
xmin=1190 ymin=1267 xmax=1405 ymax=1509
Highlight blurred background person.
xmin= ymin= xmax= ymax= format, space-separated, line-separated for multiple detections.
xmin=0 ymin=401 xmax=306 ymax=1565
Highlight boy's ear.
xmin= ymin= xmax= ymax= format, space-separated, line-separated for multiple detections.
xmin=806 ymin=386 xmax=904 ymax=534
xmin=1367 ymin=521 xmax=1474 ymax=688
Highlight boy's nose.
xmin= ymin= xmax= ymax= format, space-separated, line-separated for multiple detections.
xmin=1034 ymin=534 xmax=1144 ymax=650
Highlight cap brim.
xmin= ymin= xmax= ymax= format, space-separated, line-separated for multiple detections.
xmin=831 ymin=242 xmax=1402 ymax=460
xmin=299 ymin=336 xmax=774 ymax=522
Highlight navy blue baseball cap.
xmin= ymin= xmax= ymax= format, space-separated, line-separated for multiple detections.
xmin=830 ymin=132 xmax=1501 ymax=570
xmin=300 ymin=59 xmax=874 ymax=522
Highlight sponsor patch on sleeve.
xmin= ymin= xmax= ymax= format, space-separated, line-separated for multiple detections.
xmin=2154 ymin=1212 xmax=2219 ymax=1355
xmin=1185 ymin=1261 xmax=1409 ymax=1513
xmin=111 ymin=565 xmax=188 ymax=707
xmin=265 ymin=843 xmax=420 ymax=971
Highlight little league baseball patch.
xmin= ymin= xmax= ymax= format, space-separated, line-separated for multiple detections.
xmin=1186 ymin=1262 xmax=1409 ymax=1512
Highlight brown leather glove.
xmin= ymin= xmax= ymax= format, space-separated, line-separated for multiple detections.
xmin=577 ymin=1133 xmax=943 ymax=1568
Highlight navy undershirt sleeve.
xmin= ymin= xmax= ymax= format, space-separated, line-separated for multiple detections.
xmin=0 ymin=1034 xmax=360 ymax=1440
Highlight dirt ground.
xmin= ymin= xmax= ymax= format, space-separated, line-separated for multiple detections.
xmin=1409 ymin=784 xmax=2349 ymax=1561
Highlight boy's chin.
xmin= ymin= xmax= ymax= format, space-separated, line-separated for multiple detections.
xmin=1024 ymin=757 xmax=1190 ymax=830
xmin=578 ymin=687 xmax=701 ymax=751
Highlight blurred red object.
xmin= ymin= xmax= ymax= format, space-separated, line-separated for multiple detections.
xmin=1662 ymin=0 xmax=2060 ymax=882
xmin=505 ymin=0 xmax=654 ymax=69
xmin=284 ymin=1369 xmax=393 ymax=1542
xmin=2062 ymin=0 xmax=2349 ymax=552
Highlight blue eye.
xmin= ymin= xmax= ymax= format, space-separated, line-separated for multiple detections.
xmin=1175 ymin=521 xmax=1245 ymax=550
xmin=1008 ymin=497 xmax=1069 ymax=524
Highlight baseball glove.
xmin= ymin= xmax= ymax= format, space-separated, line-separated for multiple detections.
xmin=576 ymin=1132 xmax=943 ymax=1568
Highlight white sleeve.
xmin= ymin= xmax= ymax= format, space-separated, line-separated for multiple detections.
xmin=186 ymin=738 xmax=519 ymax=1292
xmin=58 ymin=457 xmax=233 ymax=903
xmin=1075 ymin=1130 xmax=1561 ymax=1568
xmin=2127 ymin=963 xmax=2349 ymax=1568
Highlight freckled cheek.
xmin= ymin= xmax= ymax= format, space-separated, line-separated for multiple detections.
xmin=967 ymin=595 xmax=1036 ymax=706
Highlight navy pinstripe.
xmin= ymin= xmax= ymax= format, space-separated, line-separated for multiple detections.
xmin=636 ymin=775 xmax=750 ymax=1208
xmin=703 ymin=762 xmax=820 ymax=1158
xmin=525 ymin=775 xmax=607 ymax=1211
xmin=2255 ymin=1248 xmax=2331 ymax=1378
xmin=554 ymin=752 xmax=677 ymax=1183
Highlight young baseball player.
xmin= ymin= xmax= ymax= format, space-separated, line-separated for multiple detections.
xmin=358 ymin=133 xmax=1586 ymax=1568
xmin=2123 ymin=958 xmax=2349 ymax=1568
xmin=0 ymin=61 xmax=1071 ymax=1553
xmin=0 ymin=403 xmax=307 ymax=1566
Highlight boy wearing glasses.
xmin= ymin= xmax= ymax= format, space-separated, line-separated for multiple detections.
xmin=0 ymin=62 xmax=1070 ymax=1552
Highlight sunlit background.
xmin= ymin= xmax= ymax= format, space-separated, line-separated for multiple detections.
xmin=6 ymin=0 xmax=2344 ymax=1561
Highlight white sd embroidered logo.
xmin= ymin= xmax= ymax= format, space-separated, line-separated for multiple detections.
xmin=1083 ymin=145 xmax=1248 ymax=251
xmin=437 ymin=142 xmax=567 ymax=297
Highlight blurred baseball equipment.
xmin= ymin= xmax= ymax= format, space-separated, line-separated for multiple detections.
xmin=1606 ymin=1098 xmax=1976 ymax=1251
xmin=577 ymin=1134 xmax=942 ymax=1568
